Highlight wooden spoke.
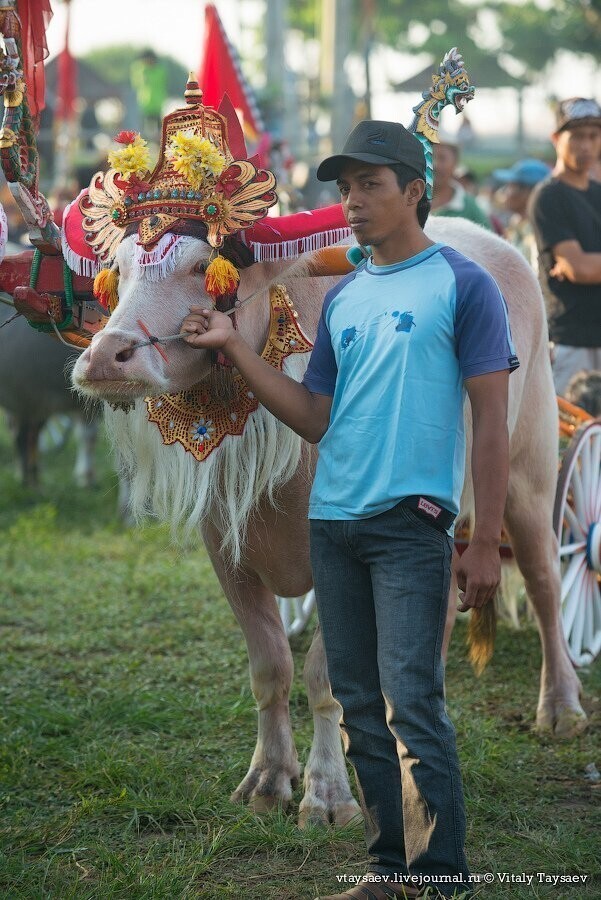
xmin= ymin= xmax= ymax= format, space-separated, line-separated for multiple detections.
xmin=563 ymin=502 xmax=585 ymax=539
xmin=277 ymin=589 xmax=316 ymax=639
xmin=555 ymin=421 xmax=601 ymax=664
xmin=569 ymin=575 xmax=588 ymax=661
xmin=560 ymin=553 xmax=586 ymax=604
xmin=559 ymin=540 xmax=586 ymax=558
xmin=562 ymin=562 xmax=587 ymax=637
xmin=591 ymin=433 xmax=601 ymax=518
xmin=570 ymin=461 xmax=587 ymax=526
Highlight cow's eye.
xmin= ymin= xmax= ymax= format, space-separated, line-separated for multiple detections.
xmin=194 ymin=263 xmax=207 ymax=275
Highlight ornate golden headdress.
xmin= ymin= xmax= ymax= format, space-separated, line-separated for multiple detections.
xmin=76 ymin=75 xmax=277 ymax=304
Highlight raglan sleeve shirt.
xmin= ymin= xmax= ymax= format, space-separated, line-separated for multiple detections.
xmin=302 ymin=283 xmax=341 ymax=396
xmin=444 ymin=248 xmax=519 ymax=380
xmin=303 ymin=250 xmax=518 ymax=397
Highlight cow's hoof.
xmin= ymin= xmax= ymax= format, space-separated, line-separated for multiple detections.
xmin=298 ymin=799 xmax=362 ymax=829
xmin=230 ymin=765 xmax=300 ymax=812
xmin=536 ymin=699 xmax=588 ymax=739
xmin=298 ymin=771 xmax=362 ymax=829
xmin=248 ymin=794 xmax=286 ymax=814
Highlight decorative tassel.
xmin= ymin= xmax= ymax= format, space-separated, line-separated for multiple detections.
xmin=209 ymin=350 xmax=238 ymax=407
xmin=93 ymin=268 xmax=119 ymax=313
xmin=205 ymin=254 xmax=240 ymax=299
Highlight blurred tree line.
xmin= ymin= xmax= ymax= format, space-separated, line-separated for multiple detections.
xmin=290 ymin=0 xmax=600 ymax=79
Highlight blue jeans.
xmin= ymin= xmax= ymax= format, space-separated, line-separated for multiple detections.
xmin=310 ymin=502 xmax=471 ymax=898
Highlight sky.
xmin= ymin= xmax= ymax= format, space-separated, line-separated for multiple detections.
xmin=46 ymin=0 xmax=240 ymax=72
xmin=45 ymin=0 xmax=601 ymax=143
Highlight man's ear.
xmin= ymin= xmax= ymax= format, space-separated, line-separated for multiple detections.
xmin=406 ymin=178 xmax=426 ymax=206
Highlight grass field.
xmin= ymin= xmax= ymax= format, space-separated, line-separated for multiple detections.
xmin=0 ymin=416 xmax=600 ymax=899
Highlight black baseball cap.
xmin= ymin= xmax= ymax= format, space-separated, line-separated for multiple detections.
xmin=555 ymin=97 xmax=601 ymax=133
xmin=317 ymin=120 xmax=426 ymax=182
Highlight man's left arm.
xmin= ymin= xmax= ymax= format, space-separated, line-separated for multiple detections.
xmin=455 ymin=370 xmax=509 ymax=612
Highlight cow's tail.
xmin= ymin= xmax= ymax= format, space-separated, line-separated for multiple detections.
xmin=467 ymin=597 xmax=497 ymax=675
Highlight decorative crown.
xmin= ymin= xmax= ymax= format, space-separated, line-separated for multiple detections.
xmin=79 ymin=76 xmax=277 ymax=266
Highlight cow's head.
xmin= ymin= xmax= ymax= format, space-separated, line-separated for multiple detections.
xmin=72 ymin=232 xmax=285 ymax=404
xmin=68 ymin=79 xmax=283 ymax=404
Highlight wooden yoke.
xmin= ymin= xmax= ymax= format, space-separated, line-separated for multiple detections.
xmin=0 ymin=250 xmax=100 ymax=348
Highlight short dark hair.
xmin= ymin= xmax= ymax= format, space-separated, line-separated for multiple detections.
xmin=387 ymin=163 xmax=430 ymax=227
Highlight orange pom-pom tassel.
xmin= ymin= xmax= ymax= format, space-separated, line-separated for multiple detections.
xmin=93 ymin=268 xmax=120 ymax=313
xmin=205 ymin=255 xmax=240 ymax=299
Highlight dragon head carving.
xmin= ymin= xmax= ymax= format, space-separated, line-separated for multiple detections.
xmin=411 ymin=47 xmax=475 ymax=144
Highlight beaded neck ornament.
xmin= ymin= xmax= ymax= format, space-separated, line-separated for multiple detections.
xmin=146 ymin=284 xmax=312 ymax=461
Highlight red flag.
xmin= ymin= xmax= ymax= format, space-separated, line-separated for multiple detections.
xmin=198 ymin=4 xmax=264 ymax=143
xmin=17 ymin=0 xmax=53 ymax=116
xmin=56 ymin=1 xmax=77 ymax=121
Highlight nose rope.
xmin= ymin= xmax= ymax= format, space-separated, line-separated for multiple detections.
xmin=49 ymin=315 xmax=79 ymax=348
xmin=0 ymin=310 xmax=21 ymax=330
xmin=128 ymin=281 xmax=289 ymax=353
xmin=136 ymin=318 xmax=170 ymax=363
xmin=117 ymin=241 xmax=346 ymax=355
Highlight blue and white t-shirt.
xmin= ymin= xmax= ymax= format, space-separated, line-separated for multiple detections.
xmin=302 ymin=242 xmax=519 ymax=522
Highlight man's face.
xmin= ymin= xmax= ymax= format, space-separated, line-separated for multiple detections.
xmin=502 ymin=182 xmax=531 ymax=216
xmin=553 ymin=125 xmax=601 ymax=174
xmin=336 ymin=161 xmax=420 ymax=247
xmin=433 ymin=144 xmax=459 ymax=184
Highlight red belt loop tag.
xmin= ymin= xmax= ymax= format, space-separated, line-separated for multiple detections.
xmin=137 ymin=318 xmax=169 ymax=363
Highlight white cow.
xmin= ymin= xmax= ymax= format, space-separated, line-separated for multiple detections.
xmin=72 ymin=217 xmax=586 ymax=823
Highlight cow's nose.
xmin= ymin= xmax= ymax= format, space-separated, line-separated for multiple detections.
xmin=85 ymin=332 xmax=140 ymax=380
xmin=115 ymin=344 xmax=136 ymax=363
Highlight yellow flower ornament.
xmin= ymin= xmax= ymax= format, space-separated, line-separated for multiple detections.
xmin=166 ymin=130 xmax=227 ymax=190
xmin=107 ymin=132 xmax=151 ymax=180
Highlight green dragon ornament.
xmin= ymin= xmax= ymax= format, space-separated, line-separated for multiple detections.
xmin=408 ymin=47 xmax=475 ymax=200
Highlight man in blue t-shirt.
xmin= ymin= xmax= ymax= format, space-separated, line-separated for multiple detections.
xmin=181 ymin=120 xmax=518 ymax=900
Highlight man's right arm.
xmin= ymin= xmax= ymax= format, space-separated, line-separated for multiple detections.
xmin=529 ymin=184 xmax=601 ymax=285
xmin=549 ymin=240 xmax=601 ymax=284
xmin=181 ymin=306 xmax=333 ymax=444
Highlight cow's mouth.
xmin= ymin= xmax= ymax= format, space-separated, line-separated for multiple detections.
xmin=74 ymin=377 xmax=157 ymax=403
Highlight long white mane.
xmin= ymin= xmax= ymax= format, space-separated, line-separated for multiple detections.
xmin=106 ymin=352 xmax=309 ymax=566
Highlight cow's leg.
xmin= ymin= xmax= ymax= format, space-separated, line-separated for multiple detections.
xmin=14 ymin=418 xmax=43 ymax=487
xmin=204 ymin=532 xmax=300 ymax=811
xmin=504 ymin=470 xmax=587 ymax=738
xmin=300 ymin=625 xmax=361 ymax=827
xmin=73 ymin=417 xmax=98 ymax=487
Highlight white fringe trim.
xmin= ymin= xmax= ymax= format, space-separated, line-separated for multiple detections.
xmin=61 ymin=223 xmax=101 ymax=277
xmin=250 ymin=227 xmax=353 ymax=263
xmin=133 ymin=233 xmax=190 ymax=282
xmin=0 ymin=203 xmax=7 ymax=263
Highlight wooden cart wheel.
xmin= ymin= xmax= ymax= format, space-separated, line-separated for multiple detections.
xmin=553 ymin=419 xmax=601 ymax=666
xmin=277 ymin=590 xmax=316 ymax=638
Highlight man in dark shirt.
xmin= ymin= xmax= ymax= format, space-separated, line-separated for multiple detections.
xmin=529 ymin=97 xmax=601 ymax=394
